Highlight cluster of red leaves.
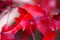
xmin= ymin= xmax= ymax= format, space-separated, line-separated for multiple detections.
xmin=1 ymin=0 xmax=60 ymax=40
